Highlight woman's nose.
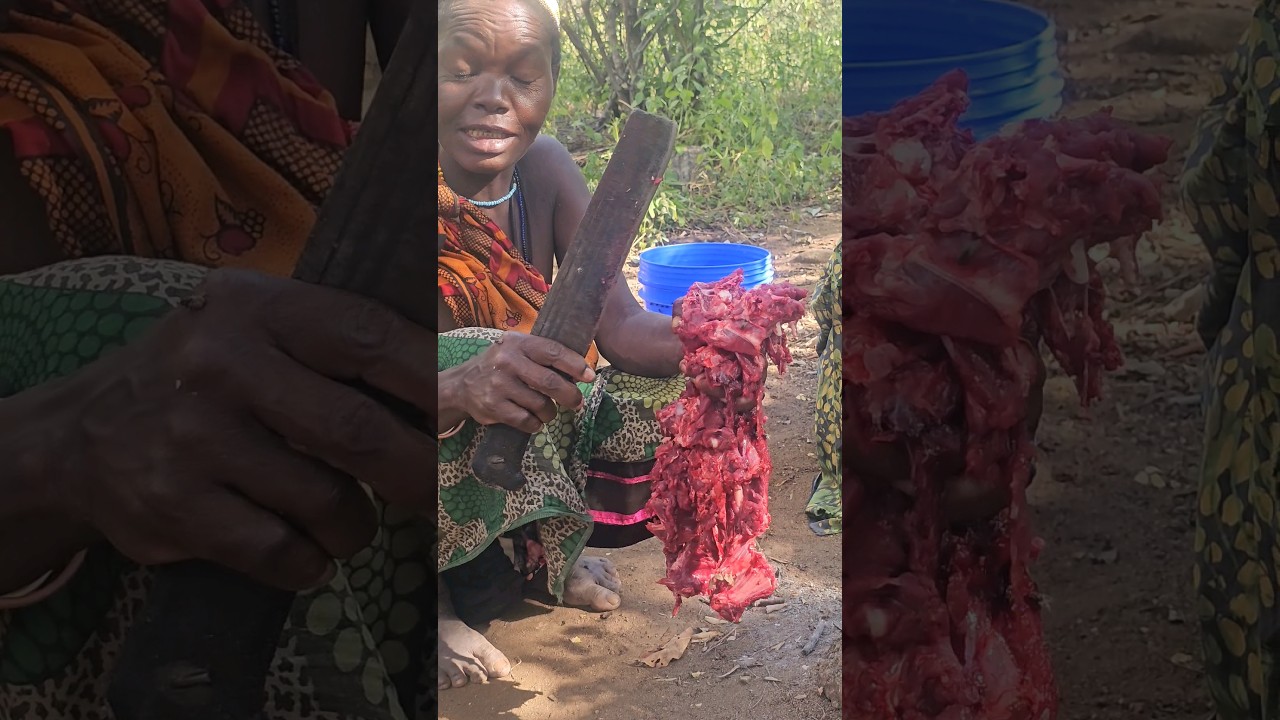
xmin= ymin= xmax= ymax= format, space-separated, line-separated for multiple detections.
xmin=472 ymin=75 xmax=510 ymax=114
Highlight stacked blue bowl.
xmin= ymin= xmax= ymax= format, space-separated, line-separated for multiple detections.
xmin=844 ymin=0 xmax=1063 ymax=139
xmin=638 ymin=243 xmax=774 ymax=315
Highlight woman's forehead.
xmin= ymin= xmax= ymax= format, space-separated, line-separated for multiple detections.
xmin=442 ymin=0 xmax=557 ymax=40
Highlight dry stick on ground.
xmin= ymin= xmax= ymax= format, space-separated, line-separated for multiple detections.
xmin=107 ymin=6 xmax=437 ymax=720
xmin=802 ymin=620 xmax=829 ymax=656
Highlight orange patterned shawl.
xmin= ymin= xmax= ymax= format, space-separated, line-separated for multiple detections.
xmin=0 ymin=0 xmax=352 ymax=276
xmin=437 ymin=164 xmax=600 ymax=368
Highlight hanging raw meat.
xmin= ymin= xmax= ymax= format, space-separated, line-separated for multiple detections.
xmin=647 ymin=270 xmax=807 ymax=622
xmin=842 ymin=70 xmax=1171 ymax=718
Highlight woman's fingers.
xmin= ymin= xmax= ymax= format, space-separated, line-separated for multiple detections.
xmin=489 ymin=401 xmax=543 ymax=434
xmin=511 ymin=334 xmax=594 ymax=383
xmin=499 ymin=380 xmax=559 ymax=424
xmin=243 ymin=348 xmax=434 ymax=512
xmin=214 ymin=271 xmax=438 ymax=415
xmin=219 ymin=424 xmax=379 ymax=561
xmin=511 ymin=359 xmax=584 ymax=411
xmin=182 ymin=493 xmax=336 ymax=591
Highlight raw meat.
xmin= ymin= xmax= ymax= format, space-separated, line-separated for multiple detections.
xmin=646 ymin=270 xmax=807 ymax=622
xmin=843 ymin=70 xmax=1170 ymax=718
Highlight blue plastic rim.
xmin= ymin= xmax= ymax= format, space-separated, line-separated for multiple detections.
xmin=637 ymin=242 xmax=774 ymax=316
xmin=844 ymin=0 xmax=1062 ymax=138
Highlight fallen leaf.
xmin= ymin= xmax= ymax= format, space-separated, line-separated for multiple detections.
xmin=704 ymin=615 xmax=728 ymax=625
xmin=570 ymin=636 xmax=582 ymax=644
xmin=764 ymin=676 xmax=782 ymax=683
xmin=691 ymin=630 xmax=722 ymax=644
xmin=690 ymin=672 xmax=704 ymax=679
xmin=639 ymin=628 xmax=695 ymax=668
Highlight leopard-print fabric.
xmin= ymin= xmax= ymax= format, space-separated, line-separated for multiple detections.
xmin=0 ymin=257 xmax=432 ymax=719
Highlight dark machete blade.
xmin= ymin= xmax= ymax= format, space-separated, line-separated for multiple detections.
xmin=469 ymin=110 xmax=677 ymax=491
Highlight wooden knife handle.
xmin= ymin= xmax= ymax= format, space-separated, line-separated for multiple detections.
xmin=106 ymin=566 xmax=292 ymax=720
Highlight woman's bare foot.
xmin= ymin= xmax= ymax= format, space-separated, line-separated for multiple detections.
xmin=437 ymin=617 xmax=512 ymax=690
xmin=437 ymin=575 xmax=512 ymax=690
xmin=563 ymin=555 xmax=623 ymax=611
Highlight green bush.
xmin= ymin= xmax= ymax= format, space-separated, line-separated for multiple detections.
xmin=548 ymin=0 xmax=840 ymax=249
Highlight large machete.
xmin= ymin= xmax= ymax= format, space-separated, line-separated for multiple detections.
xmin=469 ymin=111 xmax=676 ymax=490
xmin=106 ymin=5 xmax=435 ymax=719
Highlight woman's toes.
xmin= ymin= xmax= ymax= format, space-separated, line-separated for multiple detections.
xmin=597 ymin=573 xmax=623 ymax=593
xmin=569 ymin=582 xmax=620 ymax=611
xmin=477 ymin=644 xmax=512 ymax=678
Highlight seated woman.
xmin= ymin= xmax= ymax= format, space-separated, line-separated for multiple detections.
xmin=434 ymin=0 xmax=696 ymax=689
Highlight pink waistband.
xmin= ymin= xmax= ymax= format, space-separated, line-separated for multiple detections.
xmin=586 ymin=469 xmax=652 ymax=485
xmin=589 ymin=507 xmax=655 ymax=526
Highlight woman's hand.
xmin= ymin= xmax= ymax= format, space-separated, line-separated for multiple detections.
xmin=442 ymin=331 xmax=594 ymax=434
xmin=40 ymin=268 xmax=438 ymax=591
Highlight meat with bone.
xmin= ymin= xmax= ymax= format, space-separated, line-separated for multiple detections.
xmin=843 ymin=70 xmax=1171 ymax=718
xmin=646 ymin=270 xmax=807 ymax=622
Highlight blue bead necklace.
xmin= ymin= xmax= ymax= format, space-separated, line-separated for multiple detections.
xmin=466 ymin=168 xmax=520 ymax=208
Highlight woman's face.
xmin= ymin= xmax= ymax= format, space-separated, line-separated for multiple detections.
xmin=438 ymin=0 xmax=557 ymax=179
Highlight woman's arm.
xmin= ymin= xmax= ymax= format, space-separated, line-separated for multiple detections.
xmin=0 ymin=378 xmax=98 ymax=595
xmin=541 ymin=138 xmax=682 ymax=377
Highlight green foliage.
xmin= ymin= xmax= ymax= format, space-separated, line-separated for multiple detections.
xmin=548 ymin=0 xmax=840 ymax=249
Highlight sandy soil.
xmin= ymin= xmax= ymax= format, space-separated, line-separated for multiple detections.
xmin=437 ymin=216 xmax=842 ymax=720
xmin=1015 ymin=1 xmax=1249 ymax=718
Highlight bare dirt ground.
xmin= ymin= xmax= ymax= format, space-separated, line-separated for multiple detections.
xmin=1017 ymin=1 xmax=1250 ymax=718
xmin=437 ymin=215 xmax=842 ymax=720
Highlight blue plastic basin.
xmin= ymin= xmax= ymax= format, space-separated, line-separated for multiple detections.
xmin=844 ymin=0 xmax=1063 ymax=138
xmin=637 ymin=243 xmax=773 ymax=315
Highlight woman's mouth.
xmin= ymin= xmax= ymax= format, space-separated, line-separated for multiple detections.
xmin=465 ymin=128 xmax=512 ymax=140
xmin=458 ymin=127 xmax=517 ymax=155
